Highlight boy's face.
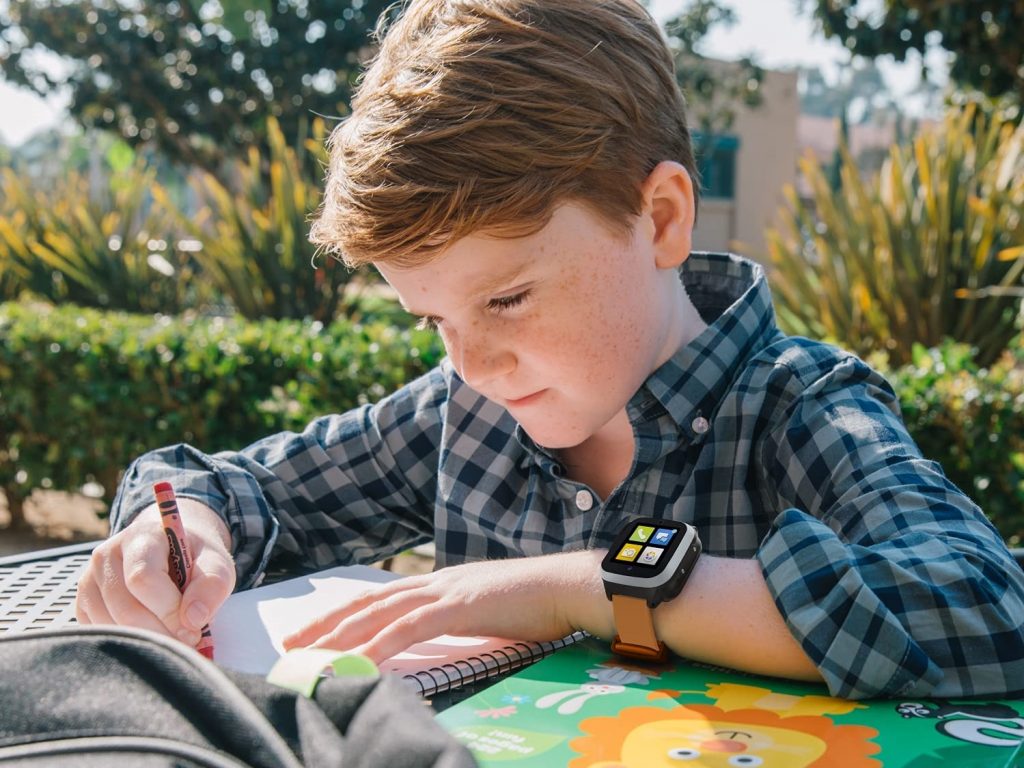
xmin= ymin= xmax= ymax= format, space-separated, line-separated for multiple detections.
xmin=376 ymin=201 xmax=687 ymax=450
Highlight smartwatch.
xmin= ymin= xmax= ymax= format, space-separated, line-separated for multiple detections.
xmin=601 ymin=517 xmax=702 ymax=663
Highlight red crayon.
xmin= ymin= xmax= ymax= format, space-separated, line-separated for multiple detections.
xmin=153 ymin=481 xmax=215 ymax=660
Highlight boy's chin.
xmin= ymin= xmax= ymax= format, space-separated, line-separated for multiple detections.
xmin=515 ymin=420 xmax=594 ymax=451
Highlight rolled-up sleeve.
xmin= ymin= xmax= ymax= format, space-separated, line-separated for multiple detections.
xmin=756 ymin=355 xmax=1024 ymax=699
xmin=110 ymin=365 xmax=449 ymax=589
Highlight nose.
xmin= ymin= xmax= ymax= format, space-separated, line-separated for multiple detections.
xmin=449 ymin=327 xmax=516 ymax=390
xmin=702 ymin=739 xmax=746 ymax=753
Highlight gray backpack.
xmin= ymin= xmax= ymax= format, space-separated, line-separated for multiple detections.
xmin=0 ymin=625 xmax=476 ymax=767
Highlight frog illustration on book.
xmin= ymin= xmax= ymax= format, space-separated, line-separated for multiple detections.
xmin=896 ymin=700 xmax=1024 ymax=749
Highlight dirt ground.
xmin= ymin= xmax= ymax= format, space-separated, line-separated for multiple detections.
xmin=0 ymin=491 xmax=109 ymax=557
xmin=0 ymin=490 xmax=435 ymax=574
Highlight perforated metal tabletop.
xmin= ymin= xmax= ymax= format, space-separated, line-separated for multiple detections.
xmin=0 ymin=542 xmax=97 ymax=634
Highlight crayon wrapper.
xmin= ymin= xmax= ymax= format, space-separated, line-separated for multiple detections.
xmin=153 ymin=484 xmax=215 ymax=659
xmin=155 ymin=487 xmax=193 ymax=592
xmin=197 ymin=627 xmax=215 ymax=660
xmin=164 ymin=528 xmax=190 ymax=592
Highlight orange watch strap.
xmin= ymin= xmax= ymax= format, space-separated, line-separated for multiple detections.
xmin=610 ymin=594 xmax=668 ymax=663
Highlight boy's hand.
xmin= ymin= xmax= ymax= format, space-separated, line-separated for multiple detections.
xmin=75 ymin=498 xmax=235 ymax=648
xmin=282 ymin=550 xmax=614 ymax=662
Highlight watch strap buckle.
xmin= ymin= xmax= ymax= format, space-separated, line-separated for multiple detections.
xmin=611 ymin=636 xmax=669 ymax=663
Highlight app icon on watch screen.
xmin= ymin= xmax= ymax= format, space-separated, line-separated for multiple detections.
xmin=615 ymin=543 xmax=641 ymax=562
xmin=638 ymin=546 xmax=664 ymax=566
xmin=651 ymin=528 xmax=676 ymax=546
xmin=629 ymin=525 xmax=655 ymax=544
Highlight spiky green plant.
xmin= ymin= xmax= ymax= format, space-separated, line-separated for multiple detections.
xmin=0 ymin=164 xmax=195 ymax=312
xmin=166 ymin=117 xmax=360 ymax=322
xmin=766 ymin=104 xmax=1024 ymax=366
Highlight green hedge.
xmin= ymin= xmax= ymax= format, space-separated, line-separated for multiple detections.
xmin=0 ymin=300 xmax=443 ymax=521
xmin=2 ymin=300 xmax=1022 ymax=542
xmin=878 ymin=339 xmax=1024 ymax=545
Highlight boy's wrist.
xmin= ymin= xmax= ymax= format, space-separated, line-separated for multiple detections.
xmin=558 ymin=549 xmax=616 ymax=640
xmin=137 ymin=498 xmax=232 ymax=552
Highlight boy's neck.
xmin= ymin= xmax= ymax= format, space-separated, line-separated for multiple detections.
xmin=558 ymin=409 xmax=635 ymax=501
xmin=558 ymin=279 xmax=708 ymax=501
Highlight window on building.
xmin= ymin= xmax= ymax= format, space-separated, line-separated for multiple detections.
xmin=692 ymin=133 xmax=739 ymax=200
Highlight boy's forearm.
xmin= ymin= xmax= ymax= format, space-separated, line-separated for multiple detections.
xmin=566 ymin=550 xmax=822 ymax=683
xmin=658 ymin=553 xmax=822 ymax=681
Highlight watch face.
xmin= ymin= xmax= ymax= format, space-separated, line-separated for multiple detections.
xmin=602 ymin=518 xmax=688 ymax=579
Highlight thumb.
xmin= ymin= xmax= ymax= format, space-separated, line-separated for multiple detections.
xmin=179 ymin=543 xmax=236 ymax=632
xmin=119 ymin=523 xmax=190 ymax=630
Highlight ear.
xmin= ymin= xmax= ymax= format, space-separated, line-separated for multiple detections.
xmin=640 ymin=161 xmax=695 ymax=270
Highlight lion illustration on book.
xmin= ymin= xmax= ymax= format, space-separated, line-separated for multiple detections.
xmin=569 ymin=702 xmax=880 ymax=767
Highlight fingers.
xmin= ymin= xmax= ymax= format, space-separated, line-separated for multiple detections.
xmin=354 ymin=604 xmax=452 ymax=664
xmin=74 ymin=569 xmax=115 ymax=625
xmin=282 ymin=578 xmax=436 ymax=653
xmin=120 ymin=529 xmax=190 ymax=630
xmin=76 ymin=533 xmax=180 ymax=638
xmin=106 ymin=543 xmax=187 ymax=637
xmin=75 ymin=507 xmax=236 ymax=648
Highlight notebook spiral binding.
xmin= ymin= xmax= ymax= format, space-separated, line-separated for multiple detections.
xmin=401 ymin=631 xmax=588 ymax=698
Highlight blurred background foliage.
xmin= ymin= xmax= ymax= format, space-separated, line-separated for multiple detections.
xmin=0 ymin=160 xmax=199 ymax=313
xmin=0 ymin=300 xmax=444 ymax=530
xmin=0 ymin=0 xmax=394 ymax=173
xmin=767 ymin=104 xmax=1024 ymax=367
xmin=0 ymin=0 xmax=1022 ymax=543
xmin=801 ymin=0 xmax=1024 ymax=106
xmin=161 ymin=116 xmax=360 ymax=322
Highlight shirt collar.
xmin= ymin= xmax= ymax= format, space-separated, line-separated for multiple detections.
xmin=634 ymin=252 xmax=779 ymax=439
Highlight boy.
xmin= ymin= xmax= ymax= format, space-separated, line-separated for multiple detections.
xmin=77 ymin=0 xmax=1024 ymax=700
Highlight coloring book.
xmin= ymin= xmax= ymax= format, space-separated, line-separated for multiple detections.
xmin=435 ymin=637 xmax=1024 ymax=767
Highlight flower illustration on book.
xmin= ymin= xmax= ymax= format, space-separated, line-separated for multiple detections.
xmin=474 ymin=705 xmax=518 ymax=719
xmin=502 ymin=693 xmax=533 ymax=705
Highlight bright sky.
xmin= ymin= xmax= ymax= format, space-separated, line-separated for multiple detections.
xmin=0 ymin=0 xmax=946 ymax=147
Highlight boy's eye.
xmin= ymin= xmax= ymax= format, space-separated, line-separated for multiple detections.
xmin=487 ymin=289 xmax=532 ymax=314
xmin=412 ymin=289 xmax=531 ymax=330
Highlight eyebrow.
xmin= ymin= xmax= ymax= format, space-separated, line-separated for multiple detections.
xmin=402 ymin=255 xmax=536 ymax=316
xmin=469 ymin=259 xmax=534 ymax=299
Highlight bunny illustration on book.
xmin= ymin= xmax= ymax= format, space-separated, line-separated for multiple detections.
xmin=587 ymin=664 xmax=659 ymax=687
xmin=535 ymin=683 xmax=627 ymax=715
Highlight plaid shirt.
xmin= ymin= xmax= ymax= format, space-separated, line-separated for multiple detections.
xmin=112 ymin=252 xmax=1024 ymax=700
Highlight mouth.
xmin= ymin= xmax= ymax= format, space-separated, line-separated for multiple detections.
xmin=505 ymin=389 xmax=547 ymax=408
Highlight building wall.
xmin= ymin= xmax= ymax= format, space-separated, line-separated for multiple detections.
xmin=691 ymin=68 xmax=799 ymax=259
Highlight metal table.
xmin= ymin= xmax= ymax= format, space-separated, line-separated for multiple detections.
xmin=0 ymin=541 xmax=98 ymax=635
xmin=0 ymin=540 xmax=520 ymax=710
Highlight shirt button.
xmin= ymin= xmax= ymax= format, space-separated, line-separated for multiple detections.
xmin=691 ymin=416 xmax=710 ymax=434
xmin=575 ymin=490 xmax=594 ymax=511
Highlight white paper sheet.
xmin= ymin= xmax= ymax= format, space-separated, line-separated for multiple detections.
xmin=209 ymin=564 xmax=518 ymax=677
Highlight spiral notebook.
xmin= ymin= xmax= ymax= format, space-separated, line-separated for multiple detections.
xmin=210 ymin=563 xmax=584 ymax=698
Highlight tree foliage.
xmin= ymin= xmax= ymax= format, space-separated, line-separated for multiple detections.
xmin=800 ymin=60 xmax=894 ymax=122
xmin=802 ymin=0 xmax=1024 ymax=103
xmin=663 ymin=0 xmax=764 ymax=137
xmin=0 ymin=0 xmax=762 ymax=169
xmin=0 ymin=0 xmax=393 ymax=170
